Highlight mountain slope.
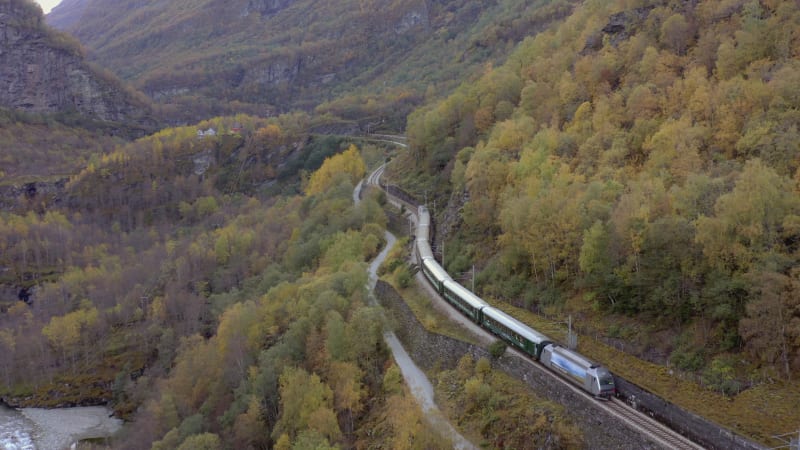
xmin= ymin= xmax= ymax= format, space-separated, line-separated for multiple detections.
xmin=47 ymin=0 xmax=576 ymax=125
xmin=43 ymin=0 xmax=88 ymax=29
xmin=0 ymin=0 xmax=155 ymax=129
xmin=390 ymin=0 xmax=800 ymax=443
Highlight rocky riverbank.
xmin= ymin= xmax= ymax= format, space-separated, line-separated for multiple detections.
xmin=0 ymin=404 xmax=121 ymax=450
xmin=21 ymin=406 xmax=122 ymax=450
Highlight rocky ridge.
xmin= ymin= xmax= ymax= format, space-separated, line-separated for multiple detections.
xmin=0 ymin=0 xmax=153 ymax=126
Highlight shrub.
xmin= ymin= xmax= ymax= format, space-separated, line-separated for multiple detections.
xmin=670 ymin=346 xmax=706 ymax=372
xmin=488 ymin=340 xmax=507 ymax=359
xmin=476 ymin=357 xmax=492 ymax=379
xmin=701 ymin=356 xmax=742 ymax=396
xmin=394 ymin=265 xmax=411 ymax=288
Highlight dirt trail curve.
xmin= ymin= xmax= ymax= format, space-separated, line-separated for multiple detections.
xmin=356 ymin=176 xmax=477 ymax=450
xmin=361 ymin=168 xmax=497 ymax=345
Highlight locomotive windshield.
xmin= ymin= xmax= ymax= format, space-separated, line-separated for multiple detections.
xmin=596 ymin=368 xmax=615 ymax=387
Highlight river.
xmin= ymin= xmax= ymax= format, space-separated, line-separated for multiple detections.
xmin=0 ymin=404 xmax=122 ymax=450
xmin=0 ymin=405 xmax=35 ymax=450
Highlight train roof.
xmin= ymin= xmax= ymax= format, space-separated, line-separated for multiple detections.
xmin=416 ymin=229 xmax=430 ymax=244
xmin=442 ymin=279 xmax=489 ymax=309
xmin=546 ymin=345 xmax=602 ymax=371
xmin=421 ymin=256 xmax=452 ymax=283
xmin=482 ymin=306 xmax=552 ymax=345
xmin=417 ymin=241 xmax=434 ymax=260
xmin=417 ymin=206 xmax=430 ymax=226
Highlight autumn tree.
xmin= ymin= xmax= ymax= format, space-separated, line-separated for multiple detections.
xmin=272 ymin=366 xmax=342 ymax=445
xmin=660 ymin=13 xmax=692 ymax=55
xmin=696 ymin=159 xmax=800 ymax=274
xmin=232 ymin=395 xmax=269 ymax=449
xmin=41 ymin=303 xmax=100 ymax=369
xmin=176 ymin=433 xmax=222 ymax=450
xmin=305 ymin=144 xmax=366 ymax=196
xmin=740 ymin=269 xmax=800 ymax=379
xmin=327 ymin=361 xmax=365 ymax=436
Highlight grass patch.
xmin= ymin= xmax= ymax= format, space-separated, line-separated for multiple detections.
xmin=432 ymin=354 xmax=583 ymax=448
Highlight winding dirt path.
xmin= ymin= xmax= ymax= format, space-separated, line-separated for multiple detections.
xmin=358 ymin=178 xmax=477 ymax=450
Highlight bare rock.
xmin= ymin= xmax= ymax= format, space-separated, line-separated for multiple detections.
xmin=0 ymin=0 xmax=153 ymax=125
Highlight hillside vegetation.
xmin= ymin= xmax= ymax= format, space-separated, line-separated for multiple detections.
xmin=0 ymin=112 xmax=583 ymax=448
xmin=0 ymin=109 xmax=125 ymax=184
xmin=2 ymin=0 xmax=799 ymax=446
xmin=0 ymin=118 xmax=396 ymax=447
xmin=48 ymin=0 xmax=578 ymax=126
xmin=389 ymin=0 xmax=800 ymax=441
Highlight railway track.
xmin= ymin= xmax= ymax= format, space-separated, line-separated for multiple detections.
xmin=367 ymin=164 xmax=385 ymax=186
xmin=366 ymin=164 xmax=709 ymax=450
xmin=603 ymin=397 xmax=705 ymax=449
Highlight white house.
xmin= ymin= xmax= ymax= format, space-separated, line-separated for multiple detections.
xmin=197 ymin=128 xmax=217 ymax=138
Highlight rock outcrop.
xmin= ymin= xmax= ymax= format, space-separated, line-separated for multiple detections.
xmin=0 ymin=178 xmax=67 ymax=212
xmin=0 ymin=0 xmax=153 ymax=125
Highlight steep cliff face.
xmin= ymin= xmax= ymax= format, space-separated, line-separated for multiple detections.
xmin=0 ymin=0 xmax=153 ymax=125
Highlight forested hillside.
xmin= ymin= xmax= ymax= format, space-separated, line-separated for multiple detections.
xmin=47 ymin=0 xmax=577 ymax=125
xmin=0 ymin=114 xmax=340 ymax=393
xmin=0 ymin=115 xmax=428 ymax=447
xmin=0 ymin=0 xmax=616 ymax=447
xmin=0 ymin=104 xmax=588 ymax=447
xmin=0 ymin=108 xmax=125 ymax=185
xmin=393 ymin=0 xmax=800 ymax=433
xmin=3 ymin=0 xmax=800 ymax=446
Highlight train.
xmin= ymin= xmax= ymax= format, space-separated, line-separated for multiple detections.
xmin=414 ymin=205 xmax=616 ymax=399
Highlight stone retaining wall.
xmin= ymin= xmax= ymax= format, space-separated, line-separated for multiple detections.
xmin=614 ymin=377 xmax=764 ymax=450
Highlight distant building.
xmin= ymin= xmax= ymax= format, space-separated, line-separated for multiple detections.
xmin=197 ymin=128 xmax=217 ymax=138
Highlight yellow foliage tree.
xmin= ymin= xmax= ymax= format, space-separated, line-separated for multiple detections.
xmin=272 ymin=366 xmax=341 ymax=443
xmin=41 ymin=306 xmax=99 ymax=366
xmin=696 ymin=159 xmax=800 ymax=273
xmin=305 ymin=144 xmax=366 ymax=196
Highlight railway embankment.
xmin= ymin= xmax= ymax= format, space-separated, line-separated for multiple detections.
xmin=375 ymin=280 xmax=657 ymax=449
xmin=376 ymin=278 xmax=765 ymax=450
